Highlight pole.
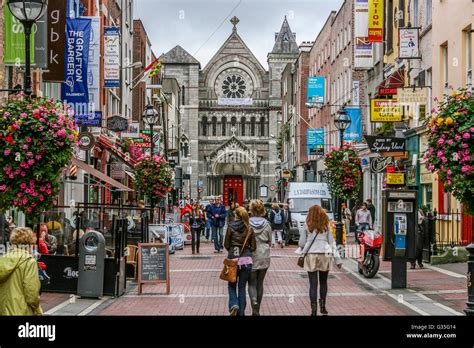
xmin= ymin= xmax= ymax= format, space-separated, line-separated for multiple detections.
xmin=465 ymin=219 xmax=474 ymax=315
xmin=23 ymin=21 xmax=33 ymax=96
xmin=335 ymin=129 xmax=344 ymax=250
xmin=150 ymin=123 xmax=154 ymax=223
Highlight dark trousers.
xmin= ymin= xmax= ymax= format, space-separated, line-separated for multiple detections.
xmin=191 ymin=227 xmax=201 ymax=253
xmin=228 ymin=264 xmax=252 ymax=315
xmin=248 ymin=268 xmax=268 ymax=306
xmin=308 ymin=271 xmax=329 ymax=302
xmin=411 ymin=247 xmax=423 ymax=266
xmin=212 ymin=226 xmax=224 ymax=251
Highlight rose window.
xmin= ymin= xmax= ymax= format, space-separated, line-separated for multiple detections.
xmin=221 ymin=75 xmax=246 ymax=98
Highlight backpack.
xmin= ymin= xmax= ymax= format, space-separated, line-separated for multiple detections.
xmin=273 ymin=210 xmax=282 ymax=225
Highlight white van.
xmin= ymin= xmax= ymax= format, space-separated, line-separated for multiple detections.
xmin=284 ymin=182 xmax=334 ymax=242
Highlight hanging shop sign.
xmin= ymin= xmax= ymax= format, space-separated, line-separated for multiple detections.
xmin=86 ymin=17 xmax=101 ymax=112
xmin=74 ymin=112 xmax=102 ymax=127
xmin=398 ymin=27 xmax=421 ymax=59
xmin=364 ymin=136 xmax=405 ymax=153
xmin=43 ymin=0 xmax=67 ymax=81
xmin=307 ymin=128 xmax=325 ymax=156
xmin=110 ymin=162 xmax=125 ymax=180
xmin=281 ymin=170 xmax=292 ymax=179
xmin=368 ymin=0 xmax=383 ymax=42
xmin=354 ymin=0 xmax=374 ymax=69
xmin=397 ymin=87 xmax=428 ymax=105
xmin=352 ymin=81 xmax=360 ymax=106
xmin=379 ymin=88 xmax=398 ymax=95
xmin=78 ymin=132 xmax=95 ymax=151
xmin=370 ymin=99 xmax=402 ymax=122
xmin=307 ymin=76 xmax=325 ymax=104
xmin=386 ymin=173 xmax=405 ymax=185
xmin=343 ymin=108 xmax=363 ymax=142
xmin=107 ymin=115 xmax=128 ymax=132
xmin=104 ymin=27 xmax=120 ymax=88
xmin=121 ymin=122 xmax=140 ymax=138
xmin=61 ymin=18 xmax=92 ymax=104
xmin=370 ymin=156 xmax=394 ymax=173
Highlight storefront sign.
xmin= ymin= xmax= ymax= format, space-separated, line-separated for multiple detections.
xmin=307 ymin=128 xmax=324 ymax=156
xmin=104 ymin=27 xmax=120 ymax=88
xmin=78 ymin=132 xmax=95 ymax=151
xmin=121 ymin=122 xmax=140 ymax=138
xmin=354 ymin=0 xmax=374 ymax=68
xmin=75 ymin=112 xmax=102 ymax=127
xmin=370 ymin=99 xmax=402 ymax=122
xmin=107 ymin=116 xmax=128 ymax=132
xmin=352 ymin=81 xmax=360 ymax=106
xmin=87 ymin=17 xmax=101 ymax=112
xmin=343 ymin=108 xmax=362 ymax=141
xmin=61 ymin=18 xmax=91 ymax=104
xmin=110 ymin=162 xmax=125 ymax=180
xmin=386 ymin=173 xmax=405 ymax=185
xmin=3 ymin=3 xmax=36 ymax=64
xmin=379 ymin=88 xmax=397 ymax=95
xmin=399 ymin=27 xmax=420 ymax=59
xmin=397 ymin=87 xmax=428 ymax=105
xmin=364 ymin=136 xmax=405 ymax=153
xmin=368 ymin=0 xmax=383 ymax=42
xmin=307 ymin=76 xmax=325 ymax=104
xmin=43 ymin=0 xmax=67 ymax=81
xmin=370 ymin=156 xmax=394 ymax=173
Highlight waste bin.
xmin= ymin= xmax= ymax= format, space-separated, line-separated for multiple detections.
xmin=77 ymin=231 xmax=106 ymax=298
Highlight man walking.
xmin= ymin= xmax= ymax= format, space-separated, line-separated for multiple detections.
xmin=269 ymin=203 xmax=284 ymax=248
xmin=283 ymin=203 xmax=292 ymax=244
xmin=210 ymin=197 xmax=227 ymax=253
xmin=205 ymin=199 xmax=214 ymax=241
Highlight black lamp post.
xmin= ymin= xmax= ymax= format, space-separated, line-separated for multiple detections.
xmin=333 ymin=108 xmax=351 ymax=248
xmin=142 ymin=103 xmax=160 ymax=221
xmin=7 ymin=0 xmax=47 ymax=96
xmin=466 ymin=221 xmax=474 ymax=316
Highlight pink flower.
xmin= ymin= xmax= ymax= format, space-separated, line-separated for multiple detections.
xmin=455 ymin=135 xmax=462 ymax=141
xmin=46 ymin=190 xmax=52 ymax=195
xmin=22 ymin=198 xmax=28 ymax=204
xmin=437 ymin=138 xmax=445 ymax=145
xmin=25 ymin=188 xmax=31 ymax=194
xmin=441 ymin=157 xmax=447 ymax=163
xmin=27 ymin=152 xmax=33 ymax=157
xmin=470 ymin=127 xmax=474 ymax=133
xmin=17 ymin=193 xmax=22 ymax=198
xmin=39 ymin=195 xmax=44 ymax=201
xmin=4 ymin=112 xmax=10 ymax=117
xmin=447 ymin=139 xmax=454 ymax=145
xmin=22 ymin=145 xmax=29 ymax=150
xmin=39 ymin=118 xmax=45 ymax=123
xmin=20 ymin=112 xmax=27 ymax=118
xmin=0 ymin=185 xmax=6 ymax=191
xmin=4 ymin=149 xmax=11 ymax=156
xmin=461 ymin=165 xmax=472 ymax=173
xmin=20 ymin=172 xmax=26 ymax=177
xmin=437 ymin=150 xmax=444 ymax=158
xmin=30 ymin=203 xmax=36 ymax=208
xmin=26 ymin=137 xmax=32 ymax=143
xmin=15 ymin=169 xmax=21 ymax=175
xmin=57 ymin=129 xmax=67 ymax=138
xmin=20 ymin=183 xmax=26 ymax=189
xmin=27 ymin=159 xmax=35 ymax=166
xmin=27 ymin=208 xmax=32 ymax=213
xmin=35 ymin=155 xmax=42 ymax=160
xmin=431 ymin=126 xmax=436 ymax=132
xmin=40 ymin=186 xmax=45 ymax=192
xmin=463 ymin=132 xmax=471 ymax=139
xmin=462 ymin=143 xmax=468 ymax=148
xmin=32 ymin=192 xmax=38 ymax=197
xmin=447 ymin=170 xmax=452 ymax=175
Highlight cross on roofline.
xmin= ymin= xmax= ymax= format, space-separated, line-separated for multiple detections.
xmin=230 ymin=16 xmax=239 ymax=32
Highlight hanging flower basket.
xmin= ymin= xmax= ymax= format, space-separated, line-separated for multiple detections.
xmin=423 ymin=87 xmax=474 ymax=215
xmin=133 ymin=155 xmax=174 ymax=200
xmin=324 ymin=145 xmax=362 ymax=201
xmin=0 ymin=93 xmax=78 ymax=219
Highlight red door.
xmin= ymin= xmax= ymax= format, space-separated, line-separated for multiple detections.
xmin=223 ymin=176 xmax=243 ymax=206
xmin=461 ymin=205 xmax=473 ymax=246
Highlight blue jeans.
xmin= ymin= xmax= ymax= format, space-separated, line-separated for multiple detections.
xmin=212 ymin=226 xmax=224 ymax=251
xmin=228 ymin=264 xmax=252 ymax=315
xmin=358 ymin=223 xmax=370 ymax=231
xmin=205 ymin=220 xmax=212 ymax=239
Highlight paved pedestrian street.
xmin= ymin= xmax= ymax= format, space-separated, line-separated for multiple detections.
xmin=40 ymin=241 xmax=467 ymax=316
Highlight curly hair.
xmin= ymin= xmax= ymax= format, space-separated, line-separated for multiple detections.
xmin=250 ymin=199 xmax=266 ymax=217
xmin=306 ymin=205 xmax=330 ymax=234
xmin=10 ymin=227 xmax=36 ymax=246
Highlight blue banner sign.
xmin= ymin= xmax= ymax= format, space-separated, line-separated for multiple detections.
xmin=61 ymin=18 xmax=91 ymax=104
xmin=74 ymin=112 xmax=102 ymax=127
xmin=307 ymin=128 xmax=325 ymax=156
xmin=343 ymin=108 xmax=363 ymax=141
xmin=307 ymin=76 xmax=325 ymax=104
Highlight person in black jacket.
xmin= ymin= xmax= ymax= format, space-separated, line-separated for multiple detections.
xmin=224 ymin=207 xmax=256 ymax=316
xmin=269 ymin=203 xmax=284 ymax=248
xmin=283 ymin=203 xmax=292 ymax=243
xmin=189 ymin=202 xmax=204 ymax=254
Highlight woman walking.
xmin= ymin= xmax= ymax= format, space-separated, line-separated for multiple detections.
xmin=224 ymin=207 xmax=256 ymax=316
xmin=0 ymin=227 xmax=43 ymax=315
xmin=248 ymin=199 xmax=272 ymax=316
xmin=189 ymin=202 xmax=204 ymax=254
xmin=299 ymin=205 xmax=342 ymax=316
xmin=269 ymin=203 xmax=285 ymax=248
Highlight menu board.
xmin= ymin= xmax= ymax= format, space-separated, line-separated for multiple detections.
xmin=138 ymin=243 xmax=170 ymax=294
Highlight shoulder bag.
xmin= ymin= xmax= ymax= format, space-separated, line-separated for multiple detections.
xmin=297 ymin=230 xmax=318 ymax=268
xmin=220 ymin=229 xmax=252 ymax=283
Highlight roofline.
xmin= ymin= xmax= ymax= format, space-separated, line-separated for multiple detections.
xmin=309 ymin=11 xmax=337 ymax=54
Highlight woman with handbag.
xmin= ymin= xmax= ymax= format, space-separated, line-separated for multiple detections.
xmin=189 ymin=202 xmax=204 ymax=254
xmin=223 ymin=207 xmax=256 ymax=316
xmin=298 ymin=205 xmax=342 ymax=316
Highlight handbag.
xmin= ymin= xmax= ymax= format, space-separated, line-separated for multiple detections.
xmin=220 ymin=228 xmax=252 ymax=283
xmin=297 ymin=229 xmax=318 ymax=268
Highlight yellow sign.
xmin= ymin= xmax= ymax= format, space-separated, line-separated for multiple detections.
xmin=371 ymin=99 xmax=402 ymax=122
xmin=387 ymin=173 xmax=405 ymax=185
xmin=368 ymin=0 xmax=384 ymax=42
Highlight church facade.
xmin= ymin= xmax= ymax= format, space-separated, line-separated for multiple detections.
xmin=161 ymin=17 xmax=299 ymax=205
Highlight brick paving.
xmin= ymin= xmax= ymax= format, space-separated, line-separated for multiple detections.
xmin=39 ymin=292 xmax=70 ymax=312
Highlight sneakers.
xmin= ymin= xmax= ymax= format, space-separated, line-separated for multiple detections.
xmin=229 ymin=305 xmax=239 ymax=316
xmin=418 ymin=263 xmax=424 ymax=268
xmin=214 ymin=250 xmax=219 ymax=254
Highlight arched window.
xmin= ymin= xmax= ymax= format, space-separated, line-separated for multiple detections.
xmin=201 ymin=116 xmax=207 ymax=136
xmin=250 ymin=117 xmax=256 ymax=136
xmin=222 ymin=117 xmax=227 ymax=136
xmin=212 ymin=117 xmax=217 ymax=136
xmin=241 ymin=117 xmax=246 ymax=136
xmin=260 ymin=116 xmax=266 ymax=136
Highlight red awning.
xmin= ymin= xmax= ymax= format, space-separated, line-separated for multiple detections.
xmin=96 ymin=135 xmax=139 ymax=168
xmin=376 ymin=69 xmax=405 ymax=95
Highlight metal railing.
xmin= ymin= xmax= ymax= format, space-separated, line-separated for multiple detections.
xmin=433 ymin=209 xmax=472 ymax=248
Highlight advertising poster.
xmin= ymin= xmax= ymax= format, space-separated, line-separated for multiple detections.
xmin=43 ymin=0 xmax=67 ymax=81
xmin=354 ymin=0 xmax=374 ymax=68
xmin=307 ymin=76 xmax=325 ymax=104
xmin=307 ymin=128 xmax=325 ymax=156
xmin=3 ymin=3 xmax=35 ymax=65
xmin=104 ymin=27 xmax=121 ymax=88
xmin=370 ymin=99 xmax=402 ymax=122
xmin=343 ymin=108 xmax=362 ymax=141
xmin=368 ymin=0 xmax=383 ymax=42
xmin=399 ymin=28 xmax=420 ymax=59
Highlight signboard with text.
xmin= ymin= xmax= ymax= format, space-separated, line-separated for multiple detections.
xmin=343 ymin=108 xmax=362 ymax=141
xmin=386 ymin=173 xmax=405 ymax=185
xmin=354 ymin=0 xmax=374 ymax=68
xmin=397 ymin=87 xmax=428 ymax=105
xmin=104 ymin=27 xmax=120 ymax=88
xmin=370 ymin=99 xmax=402 ymax=122
xmin=43 ymin=0 xmax=67 ymax=81
xmin=138 ymin=243 xmax=170 ymax=295
xmin=307 ymin=76 xmax=325 ymax=104
xmin=399 ymin=27 xmax=420 ymax=59
xmin=368 ymin=0 xmax=383 ymax=42
xmin=364 ymin=136 xmax=405 ymax=153
xmin=307 ymin=128 xmax=324 ymax=156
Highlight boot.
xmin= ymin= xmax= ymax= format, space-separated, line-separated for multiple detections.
xmin=310 ymin=301 xmax=318 ymax=316
xmin=251 ymin=302 xmax=260 ymax=316
xmin=319 ymin=299 xmax=328 ymax=315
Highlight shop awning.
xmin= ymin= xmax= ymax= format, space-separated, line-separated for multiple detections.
xmin=125 ymin=170 xmax=135 ymax=180
xmin=71 ymin=157 xmax=133 ymax=192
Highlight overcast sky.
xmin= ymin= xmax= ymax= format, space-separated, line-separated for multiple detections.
xmin=134 ymin=0 xmax=344 ymax=69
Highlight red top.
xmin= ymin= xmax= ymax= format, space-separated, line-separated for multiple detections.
xmin=37 ymin=239 xmax=49 ymax=255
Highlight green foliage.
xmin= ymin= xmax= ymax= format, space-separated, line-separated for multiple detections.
xmin=133 ymin=155 xmax=174 ymax=200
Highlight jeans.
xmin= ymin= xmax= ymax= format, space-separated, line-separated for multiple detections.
xmin=248 ymin=269 xmax=268 ymax=306
xmin=228 ymin=264 xmax=252 ymax=315
xmin=205 ymin=220 xmax=212 ymax=239
xmin=212 ymin=226 xmax=224 ymax=251
xmin=308 ymin=271 xmax=329 ymax=302
xmin=191 ymin=227 xmax=201 ymax=253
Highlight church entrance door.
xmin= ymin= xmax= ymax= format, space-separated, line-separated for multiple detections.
xmin=223 ymin=176 xmax=243 ymax=206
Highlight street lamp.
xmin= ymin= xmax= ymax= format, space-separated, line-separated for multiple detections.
xmin=7 ymin=0 xmax=48 ymax=96
xmin=333 ymin=108 xmax=351 ymax=248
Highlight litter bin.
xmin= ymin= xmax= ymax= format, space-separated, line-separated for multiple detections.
xmin=77 ymin=231 xmax=106 ymax=298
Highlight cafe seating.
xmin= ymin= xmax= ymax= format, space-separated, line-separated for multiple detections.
xmin=126 ymin=245 xmax=138 ymax=279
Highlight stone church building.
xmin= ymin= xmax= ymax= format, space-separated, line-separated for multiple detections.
xmin=161 ymin=16 xmax=299 ymax=205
